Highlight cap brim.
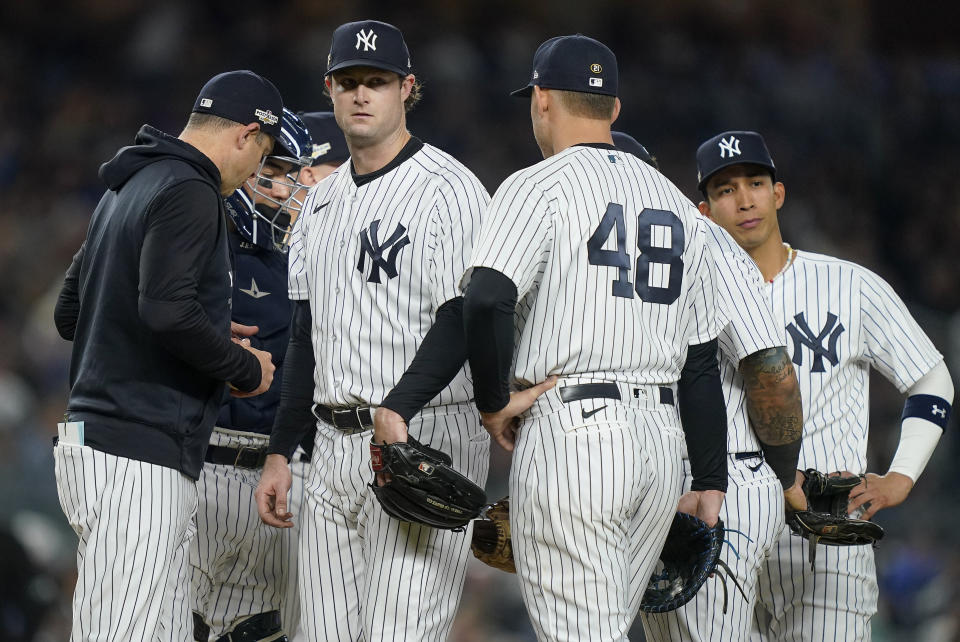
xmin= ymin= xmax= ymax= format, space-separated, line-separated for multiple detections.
xmin=326 ymin=59 xmax=411 ymax=77
xmin=510 ymin=84 xmax=534 ymax=98
xmin=698 ymin=161 xmax=776 ymax=191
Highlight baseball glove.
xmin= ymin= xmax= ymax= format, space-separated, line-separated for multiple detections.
xmin=786 ymin=469 xmax=885 ymax=568
xmin=471 ymin=496 xmax=516 ymax=573
xmin=369 ymin=437 xmax=487 ymax=530
xmin=640 ymin=513 xmax=745 ymax=614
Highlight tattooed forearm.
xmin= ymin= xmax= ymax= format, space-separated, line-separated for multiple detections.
xmin=740 ymin=347 xmax=803 ymax=445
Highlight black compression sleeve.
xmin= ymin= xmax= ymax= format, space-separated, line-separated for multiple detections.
xmin=678 ymin=339 xmax=729 ymax=492
xmin=137 ymin=181 xmax=261 ymax=390
xmin=268 ymin=301 xmax=317 ymax=460
xmin=54 ymin=242 xmax=85 ymax=341
xmin=380 ymin=297 xmax=468 ymax=422
xmin=463 ymin=267 xmax=518 ymax=413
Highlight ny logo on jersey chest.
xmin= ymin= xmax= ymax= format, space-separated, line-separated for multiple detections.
xmin=786 ymin=312 xmax=845 ymax=373
xmin=357 ymin=219 xmax=411 ymax=283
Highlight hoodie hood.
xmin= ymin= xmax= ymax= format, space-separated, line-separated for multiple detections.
xmin=99 ymin=125 xmax=222 ymax=192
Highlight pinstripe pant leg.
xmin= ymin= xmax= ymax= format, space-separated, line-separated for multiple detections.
xmin=625 ymin=416 xmax=685 ymax=621
xmin=297 ymin=423 xmax=366 ymax=642
xmin=54 ymin=443 xmax=197 ymax=642
xmin=511 ymin=406 xmax=681 ymax=642
xmin=753 ymin=529 xmax=877 ymax=641
xmin=360 ymin=411 xmax=490 ymax=641
xmin=282 ymin=454 xmax=310 ymax=641
xmin=641 ymin=458 xmax=785 ymax=642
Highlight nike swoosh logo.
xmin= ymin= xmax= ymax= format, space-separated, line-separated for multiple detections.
xmin=581 ymin=405 xmax=607 ymax=419
xmin=313 ymin=201 xmax=331 ymax=213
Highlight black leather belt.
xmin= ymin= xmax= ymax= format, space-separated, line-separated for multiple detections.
xmin=312 ymin=403 xmax=374 ymax=433
xmin=734 ymin=450 xmax=765 ymax=472
xmin=204 ymin=444 xmax=268 ymax=469
xmin=558 ymin=382 xmax=675 ymax=405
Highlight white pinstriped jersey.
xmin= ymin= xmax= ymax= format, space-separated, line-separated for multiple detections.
xmin=468 ymin=145 xmax=720 ymax=387
xmin=767 ymin=250 xmax=942 ymax=474
xmin=705 ymin=221 xmax=788 ymax=453
xmin=287 ymin=143 xmax=489 ymax=408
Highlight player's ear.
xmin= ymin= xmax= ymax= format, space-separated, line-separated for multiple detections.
xmin=610 ymin=97 xmax=621 ymax=124
xmin=533 ymin=86 xmax=549 ymax=114
xmin=773 ymin=181 xmax=785 ymax=210
xmin=238 ymin=123 xmax=261 ymax=150
xmin=697 ymin=200 xmax=713 ymax=219
xmin=399 ymin=74 xmax=415 ymax=101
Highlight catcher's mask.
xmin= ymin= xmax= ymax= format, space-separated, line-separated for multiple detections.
xmin=227 ymin=108 xmax=313 ymax=252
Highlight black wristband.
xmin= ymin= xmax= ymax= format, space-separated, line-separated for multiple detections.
xmin=760 ymin=439 xmax=803 ymax=489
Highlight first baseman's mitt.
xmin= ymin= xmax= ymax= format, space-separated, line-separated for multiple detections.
xmin=369 ymin=437 xmax=487 ymax=530
xmin=640 ymin=513 xmax=745 ymax=614
xmin=471 ymin=496 xmax=516 ymax=573
xmin=786 ymin=469 xmax=885 ymax=568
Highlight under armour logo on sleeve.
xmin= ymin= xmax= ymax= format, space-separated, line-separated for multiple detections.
xmin=932 ymin=405 xmax=947 ymax=418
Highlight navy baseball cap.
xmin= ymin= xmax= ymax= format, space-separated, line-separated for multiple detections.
xmin=192 ymin=70 xmax=284 ymax=139
xmin=298 ymin=112 xmax=349 ymax=166
xmin=612 ymin=131 xmax=657 ymax=169
xmin=326 ymin=20 xmax=412 ymax=77
xmin=512 ymin=34 xmax=618 ymax=98
xmin=696 ymin=130 xmax=776 ymax=192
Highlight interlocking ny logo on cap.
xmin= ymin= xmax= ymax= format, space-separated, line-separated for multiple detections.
xmin=718 ymin=136 xmax=742 ymax=159
xmin=255 ymin=109 xmax=278 ymax=126
xmin=356 ymin=29 xmax=377 ymax=52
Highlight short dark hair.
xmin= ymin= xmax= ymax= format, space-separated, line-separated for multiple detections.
xmin=186 ymin=112 xmax=268 ymax=146
xmin=553 ymin=90 xmax=616 ymax=120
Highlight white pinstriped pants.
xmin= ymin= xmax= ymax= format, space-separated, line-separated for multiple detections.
xmin=282 ymin=448 xmax=311 ymax=642
xmin=751 ymin=525 xmax=877 ymax=641
xmin=641 ymin=456 xmax=786 ymax=641
xmin=190 ymin=428 xmax=296 ymax=639
xmin=511 ymin=382 xmax=685 ymax=642
xmin=54 ymin=442 xmax=197 ymax=642
xmin=297 ymin=405 xmax=490 ymax=642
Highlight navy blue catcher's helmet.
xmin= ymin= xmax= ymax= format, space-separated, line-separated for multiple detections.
xmin=226 ymin=107 xmax=313 ymax=251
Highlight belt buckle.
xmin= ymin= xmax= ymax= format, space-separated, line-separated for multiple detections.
xmin=330 ymin=408 xmax=349 ymax=430
xmin=233 ymin=446 xmax=254 ymax=467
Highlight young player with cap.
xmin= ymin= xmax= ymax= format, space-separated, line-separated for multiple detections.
xmin=695 ymin=130 xmax=953 ymax=640
xmin=255 ymin=21 xmax=492 ymax=641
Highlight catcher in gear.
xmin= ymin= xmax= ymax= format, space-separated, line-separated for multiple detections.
xmin=369 ymin=437 xmax=487 ymax=530
xmin=787 ymin=469 xmax=885 ymax=568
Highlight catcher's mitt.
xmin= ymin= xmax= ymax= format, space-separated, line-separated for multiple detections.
xmin=369 ymin=437 xmax=487 ymax=530
xmin=786 ymin=469 xmax=885 ymax=569
xmin=640 ymin=513 xmax=745 ymax=614
xmin=471 ymin=496 xmax=516 ymax=573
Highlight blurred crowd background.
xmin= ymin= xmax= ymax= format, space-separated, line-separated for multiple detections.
xmin=1 ymin=1 xmax=958 ymax=639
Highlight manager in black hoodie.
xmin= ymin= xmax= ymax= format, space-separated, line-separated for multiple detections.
xmin=52 ymin=70 xmax=280 ymax=641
